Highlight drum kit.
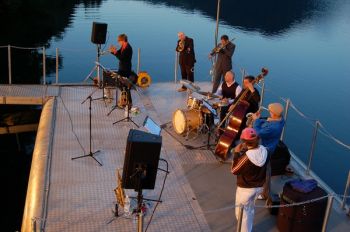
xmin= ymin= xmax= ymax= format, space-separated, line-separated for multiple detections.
xmin=172 ymin=80 xmax=227 ymax=140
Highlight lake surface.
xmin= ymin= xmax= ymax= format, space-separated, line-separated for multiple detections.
xmin=2 ymin=0 xmax=350 ymax=195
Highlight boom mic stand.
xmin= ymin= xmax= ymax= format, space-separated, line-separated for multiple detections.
xmin=71 ymin=89 xmax=102 ymax=166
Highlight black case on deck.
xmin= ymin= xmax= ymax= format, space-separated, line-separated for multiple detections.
xmin=277 ymin=182 xmax=327 ymax=232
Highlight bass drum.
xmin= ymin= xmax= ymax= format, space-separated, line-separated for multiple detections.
xmin=172 ymin=109 xmax=203 ymax=135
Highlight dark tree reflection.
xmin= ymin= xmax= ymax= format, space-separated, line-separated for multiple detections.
xmin=142 ymin=0 xmax=324 ymax=35
xmin=0 ymin=0 xmax=103 ymax=84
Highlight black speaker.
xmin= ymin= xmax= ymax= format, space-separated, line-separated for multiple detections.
xmin=122 ymin=129 xmax=162 ymax=190
xmin=91 ymin=22 xmax=107 ymax=44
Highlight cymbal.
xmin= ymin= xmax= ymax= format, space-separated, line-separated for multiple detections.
xmin=197 ymin=91 xmax=220 ymax=99
xmin=180 ymin=80 xmax=200 ymax=92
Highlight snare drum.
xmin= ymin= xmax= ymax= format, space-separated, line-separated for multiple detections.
xmin=187 ymin=96 xmax=202 ymax=110
xmin=172 ymin=109 xmax=203 ymax=135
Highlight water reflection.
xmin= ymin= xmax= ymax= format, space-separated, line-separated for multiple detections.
xmin=0 ymin=0 xmax=103 ymax=84
xmin=143 ymin=0 xmax=326 ymax=35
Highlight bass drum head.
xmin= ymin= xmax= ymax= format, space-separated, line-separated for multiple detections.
xmin=173 ymin=109 xmax=187 ymax=134
xmin=172 ymin=109 xmax=202 ymax=135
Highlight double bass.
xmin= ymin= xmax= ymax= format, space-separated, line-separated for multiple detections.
xmin=214 ymin=68 xmax=268 ymax=161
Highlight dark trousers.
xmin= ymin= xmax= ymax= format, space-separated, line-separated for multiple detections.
xmin=212 ymin=69 xmax=225 ymax=93
xmin=180 ymin=64 xmax=194 ymax=83
xmin=262 ymin=153 xmax=271 ymax=199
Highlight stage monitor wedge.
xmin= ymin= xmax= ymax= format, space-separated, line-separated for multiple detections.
xmin=122 ymin=129 xmax=162 ymax=190
xmin=91 ymin=22 xmax=107 ymax=44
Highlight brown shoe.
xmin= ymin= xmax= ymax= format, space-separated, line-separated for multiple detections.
xmin=177 ymin=86 xmax=187 ymax=92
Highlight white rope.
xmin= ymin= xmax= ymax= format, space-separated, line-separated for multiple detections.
xmin=289 ymin=101 xmax=317 ymax=122
xmin=318 ymin=122 xmax=350 ymax=150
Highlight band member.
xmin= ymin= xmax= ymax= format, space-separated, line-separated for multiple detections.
xmin=109 ymin=34 xmax=133 ymax=105
xmin=251 ymin=103 xmax=285 ymax=200
xmin=176 ymin=32 xmax=196 ymax=92
xmin=215 ymin=71 xmax=242 ymax=126
xmin=219 ymin=75 xmax=260 ymax=139
xmin=209 ymin=35 xmax=235 ymax=93
xmin=231 ymin=128 xmax=268 ymax=232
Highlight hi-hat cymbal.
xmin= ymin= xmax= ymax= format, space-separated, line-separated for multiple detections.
xmin=197 ymin=91 xmax=220 ymax=99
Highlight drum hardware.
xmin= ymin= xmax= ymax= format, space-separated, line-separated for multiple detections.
xmin=196 ymin=91 xmax=220 ymax=99
xmin=186 ymin=95 xmax=202 ymax=110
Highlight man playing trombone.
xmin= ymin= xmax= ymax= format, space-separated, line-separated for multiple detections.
xmin=209 ymin=35 xmax=236 ymax=93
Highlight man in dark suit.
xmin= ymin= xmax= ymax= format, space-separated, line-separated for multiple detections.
xmin=209 ymin=35 xmax=235 ymax=93
xmin=176 ymin=32 xmax=196 ymax=92
xmin=109 ymin=34 xmax=133 ymax=77
xmin=109 ymin=34 xmax=133 ymax=105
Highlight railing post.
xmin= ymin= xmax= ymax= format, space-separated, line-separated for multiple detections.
xmin=137 ymin=48 xmax=140 ymax=74
xmin=42 ymin=47 xmax=46 ymax=85
xmin=56 ymin=48 xmax=59 ymax=84
xmin=215 ymin=0 xmax=221 ymax=47
xmin=321 ymin=195 xmax=333 ymax=232
xmin=259 ymin=79 xmax=265 ymax=108
xmin=236 ymin=205 xmax=243 ymax=232
xmin=306 ymin=120 xmax=320 ymax=175
xmin=174 ymin=51 xmax=179 ymax=83
xmin=341 ymin=170 xmax=350 ymax=209
xmin=280 ymin=98 xmax=291 ymax=141
xmin=8 ymin=45 xmax=12 ymax=84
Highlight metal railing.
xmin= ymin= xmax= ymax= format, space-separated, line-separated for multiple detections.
xmin=0 ymin=45 xmax=143 ymax=85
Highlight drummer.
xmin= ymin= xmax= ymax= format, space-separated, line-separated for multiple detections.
xmin=215 ymin=71 xmax=242 ymax=127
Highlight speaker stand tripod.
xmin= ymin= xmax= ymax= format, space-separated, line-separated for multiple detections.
xmin=83 ymin=44 xmax=109 ymax=106
xmin=71 ymin=94 xmax=102 ymax=166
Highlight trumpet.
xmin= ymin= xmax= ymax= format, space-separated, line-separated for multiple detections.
xmin=177 ymin=39 xmax=185 ymax=52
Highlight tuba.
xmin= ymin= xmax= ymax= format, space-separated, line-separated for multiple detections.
xmin=177 ymin=39 xmax=185 ymax=52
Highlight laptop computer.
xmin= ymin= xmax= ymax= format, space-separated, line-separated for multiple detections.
xmin=143 ymin=116 xmax=162 ymax=136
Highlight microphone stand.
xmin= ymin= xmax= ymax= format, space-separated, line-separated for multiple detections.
xmin=71 ymin=90 xmax=102 ymax=166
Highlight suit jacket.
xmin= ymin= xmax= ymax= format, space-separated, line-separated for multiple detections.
xmin=213 ymin=41 xmax=235 ymax=73
xmin=176 ymin=37 xmax=196 ymax=66
xmin=113 ymin=43 xmax=133 ymax=77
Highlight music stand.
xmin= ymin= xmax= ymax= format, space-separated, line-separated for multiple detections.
xmin=71 ymin=89 xmax=102 ymax=166
xmin=112 ymin=77 xmax=139 ymax=127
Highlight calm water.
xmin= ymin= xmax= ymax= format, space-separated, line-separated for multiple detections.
xmin=2 ymin=0 xmax=350 ymax=197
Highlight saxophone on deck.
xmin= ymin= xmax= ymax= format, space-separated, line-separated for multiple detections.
xmin=114 ymin=169 xmax=126 ymax=208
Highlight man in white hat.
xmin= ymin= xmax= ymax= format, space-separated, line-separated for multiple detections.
xmin=252 ymin=102 xmax=285 ymax=200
